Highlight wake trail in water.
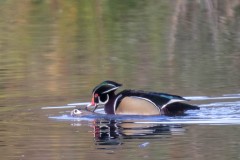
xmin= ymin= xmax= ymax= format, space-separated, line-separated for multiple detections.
xmin=47 ymin=93 xmax=240 ymax=125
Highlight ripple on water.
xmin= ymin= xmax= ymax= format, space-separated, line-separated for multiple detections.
xmin=48 ymin=94 xmax=240 ymax=125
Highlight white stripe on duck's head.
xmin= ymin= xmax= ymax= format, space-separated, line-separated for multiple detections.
xmin=88 ymin=80 xmax=122 ymax=109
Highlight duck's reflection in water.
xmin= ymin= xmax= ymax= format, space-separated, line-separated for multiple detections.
xmin=91 ymin=120 xmax=185 ymax=146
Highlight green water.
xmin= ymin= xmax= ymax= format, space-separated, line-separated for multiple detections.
xmin=0 ymin=1 xmax=240 ymax=160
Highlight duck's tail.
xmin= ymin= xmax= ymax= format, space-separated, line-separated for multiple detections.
xmin=161 ymin=102 xmax=200 ymax=116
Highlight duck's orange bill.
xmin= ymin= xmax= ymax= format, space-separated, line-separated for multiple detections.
xmin=87 ymin=96 xmax=95 ymax=107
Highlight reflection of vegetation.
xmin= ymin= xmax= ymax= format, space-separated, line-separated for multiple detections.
xmin=0 ymin=1 xmax=240 ymax=107
xmin=0 ymin=1 xmax=240 ymax=159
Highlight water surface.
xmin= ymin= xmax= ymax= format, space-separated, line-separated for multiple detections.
xmin=1 ymin=1 xmax=240 ymax=160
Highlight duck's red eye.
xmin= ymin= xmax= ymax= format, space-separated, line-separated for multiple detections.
xmin=94 ymin=94 xmax=99 ymax=98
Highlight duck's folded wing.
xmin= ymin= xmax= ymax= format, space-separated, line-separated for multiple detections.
xmin=148 ymin=91 xmax=188 ymax=101
xmin=118 ymin=90 xmax=187 ymax=107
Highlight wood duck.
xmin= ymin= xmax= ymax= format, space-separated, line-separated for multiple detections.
xmin=87 ymin=80 xmax=199 ymax=116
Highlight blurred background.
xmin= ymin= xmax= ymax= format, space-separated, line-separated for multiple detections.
xmin=1 ymin=0 xmax=240 ymax=108
xmin=0 ymin=1 xmax=240 ymax=160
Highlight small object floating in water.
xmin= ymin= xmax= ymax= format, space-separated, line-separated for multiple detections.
xmin=70 ymin=108 xmax=97 ymax=117
xmin=71 ymin=109 xmax=83 ymax=116
xmin=86 ymin=80 xmax=199 ymax=116
xmin=139 ymin=142 xmax=150 ymax=148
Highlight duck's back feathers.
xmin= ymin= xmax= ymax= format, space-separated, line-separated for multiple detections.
xmin=116 ymin=90 xmax=186 ymax=107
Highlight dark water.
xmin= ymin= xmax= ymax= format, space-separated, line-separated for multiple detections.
xmin=1 ymin=1 xmax=240 ymax=160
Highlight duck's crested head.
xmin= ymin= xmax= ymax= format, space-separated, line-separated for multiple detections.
xmin=92 ymin=80 xmax=122 ymax=95
xmin=89 ymin=80 xmax=122 ymax=108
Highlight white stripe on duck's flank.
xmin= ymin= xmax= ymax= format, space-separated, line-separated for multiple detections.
xmin=113 ymin=94 xmax=123 ymax=114
xmin=161 ymin=99 xmax=186 ymax=109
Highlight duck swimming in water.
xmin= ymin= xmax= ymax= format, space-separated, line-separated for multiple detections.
xmin=86 ymin=80 xmax=199 ymax=116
